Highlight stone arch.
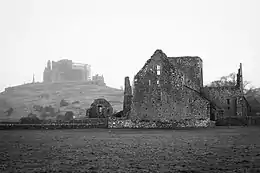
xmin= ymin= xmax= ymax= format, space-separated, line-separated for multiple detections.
xmin=88 ymin=98 xmax=113 ymax=118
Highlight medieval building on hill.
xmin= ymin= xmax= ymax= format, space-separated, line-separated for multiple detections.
xmin=124 ymin=49 xmax=249 ymax=122
xmin=43 ymin=59 xmax=91 ymax=82
xmin=43 ymin=59 xmax=106 ymax=86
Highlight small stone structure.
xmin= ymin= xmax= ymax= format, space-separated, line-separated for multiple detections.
xmin=123 ymin=77 xmax=132 ymax=118
xmin=88 ymin=98 xmax=113 ymax=118
xmin=92 ymin=74 xmax=106 ymax=86
xmin=123 ymin=49 xmax=249 ymax=125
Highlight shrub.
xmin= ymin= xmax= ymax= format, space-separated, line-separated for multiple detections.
xmin=112 ymin=110 xmax=124 ymax=118
xmin=60 ymin=99 xmax=69 ymax=107
xmin=64 ymin=111 xmax=74 ymax=121
xmin=55 ymin=111 xmax=74 ymax=122
xmin=19 ymin=116 xmax=42 ymax=124
xmin=28 ymin=112 xmax=37 ymax=118
xmin=33 ymin=105 xmax=43 ymax=112
xmin=56 ymin=114 xmax=65 ymax=122
xmin=72 ymin=101 xmax=80 ymax=104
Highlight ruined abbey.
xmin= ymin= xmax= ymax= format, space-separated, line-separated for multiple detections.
xmin=123 ymin=50 xmax=250 ymax=122
xmin=43 ymin=59 xmax=105 ymax=86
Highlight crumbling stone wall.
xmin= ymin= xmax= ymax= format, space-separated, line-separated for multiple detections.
xmin=201 ymin=86 xmax=243 ymax=118
xmin=168 ymin=56 xmax=203 ymax=91
xmin=130 ymin=50 xmax=209 ymax=122
xmin=88 ymin=98 xmax=113 ymax=118
xmin=123 ymin=77 xmax=132 ymax=118
xmin=236 ymin=96 xmax=248 ymax=117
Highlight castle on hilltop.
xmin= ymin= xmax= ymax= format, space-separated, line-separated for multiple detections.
xmin=43 ymin=59 xmax=105 ymax=86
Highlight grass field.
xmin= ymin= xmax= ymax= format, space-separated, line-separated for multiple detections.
xmin=1 ymin=127 xmax=260 ymax=173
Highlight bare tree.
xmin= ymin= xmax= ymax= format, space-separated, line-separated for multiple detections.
xmin=208 ymin=72 xmax=251 ymax=94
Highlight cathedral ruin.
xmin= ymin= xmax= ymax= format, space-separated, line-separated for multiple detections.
xmin=124 ymin=49 xmax=250 ymax=122
xmin=43 ymin=59 xmax=91 ymax=82
xmin=43 ymin=59 xmax=105 ymax=86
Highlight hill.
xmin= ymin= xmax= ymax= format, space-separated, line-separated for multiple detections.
xmin=0 ymin=81 xmax=124 ymax=122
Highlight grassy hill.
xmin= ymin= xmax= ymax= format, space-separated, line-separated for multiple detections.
xmin=0 ymin=81 xmax=124 ymax=122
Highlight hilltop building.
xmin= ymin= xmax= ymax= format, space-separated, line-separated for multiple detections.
xmin=43 ymin=59 xmax=91 ymax=83
xmin=43 ymin=59 xmax=106 ymax=86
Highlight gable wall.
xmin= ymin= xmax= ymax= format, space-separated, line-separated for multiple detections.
xmin=130 ymin=50 xmax=209 ymax=122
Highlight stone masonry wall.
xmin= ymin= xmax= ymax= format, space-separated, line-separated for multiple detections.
xmin=130 ymin=50 xmax=209 ymax=122
xmin=202 ymin=86 xmax=241 ymax=105
xmin=123 ymin=76 xmax=132 ymax=118
xmin=168 ymin=56 xmax=203 ymax=91
xmin=202 ymin=86 xmax=243 ymax=118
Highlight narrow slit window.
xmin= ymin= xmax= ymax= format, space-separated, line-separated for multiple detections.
xmin=227 ymin=99 xmax=230 ymax=105
xmin=156 ymin=65 xmax=161 ymax=75
xmin=148 ymin=80 xmax=151 ymax=85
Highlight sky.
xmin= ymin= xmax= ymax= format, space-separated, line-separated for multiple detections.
xmin=0 ymin=0 xmax=259 ymax=91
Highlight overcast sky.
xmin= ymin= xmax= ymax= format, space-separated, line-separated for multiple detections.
xmin=0 ymin=0 xmax=259 ymax=91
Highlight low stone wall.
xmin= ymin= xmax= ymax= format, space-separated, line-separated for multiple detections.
xmin=0 ymin=118 xmax=216 ymax=130
xmin=216 ymin=116 xmax=260 ymax=126
xmin=108 ymin=118 xmax=215 ymax=129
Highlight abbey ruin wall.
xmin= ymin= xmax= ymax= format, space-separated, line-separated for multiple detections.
xmin=129 ymin=50 xmax=209 ymax=122
xmin=168 ymin=56 xmax=203 ymax=91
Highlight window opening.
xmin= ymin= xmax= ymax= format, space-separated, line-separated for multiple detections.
xmin=156 ymin=65 xmax=161 ymax=75
xmin=227 ymin=99 xmax=230 ymax=105
xmin=98 ymin=105 xmax=103 ymax=114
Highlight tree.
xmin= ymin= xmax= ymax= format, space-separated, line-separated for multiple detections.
xmin=207 ymin=72 xmax=251 ymax=94
xmin=20 ymin=116 xmax=42 ymax=124
xmin=64 ymin=111 xmax=74 ymax=121
xmin=4 ymin=107 xmax=14 ymax=116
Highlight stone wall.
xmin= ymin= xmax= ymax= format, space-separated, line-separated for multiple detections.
xmin=123 ymin=77 xmax=132 ymax=118
xmin=201 ymin=86 xmax=244 ymax=118
xmin=130 ymin=50 xmax=209 ymax=122
xmin=87 ymin=98 xmax=113 ymax=118
xmin=237 ymin=96 xmax=249 ymax=117
xmin=168 ymin=56 xmax=203 ymax=91
xmin=108 ymin=118 xmax=215 ymax=129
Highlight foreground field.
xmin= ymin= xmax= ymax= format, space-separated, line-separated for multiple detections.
xmin=1 ymin=127 xmax=260 ymax=173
